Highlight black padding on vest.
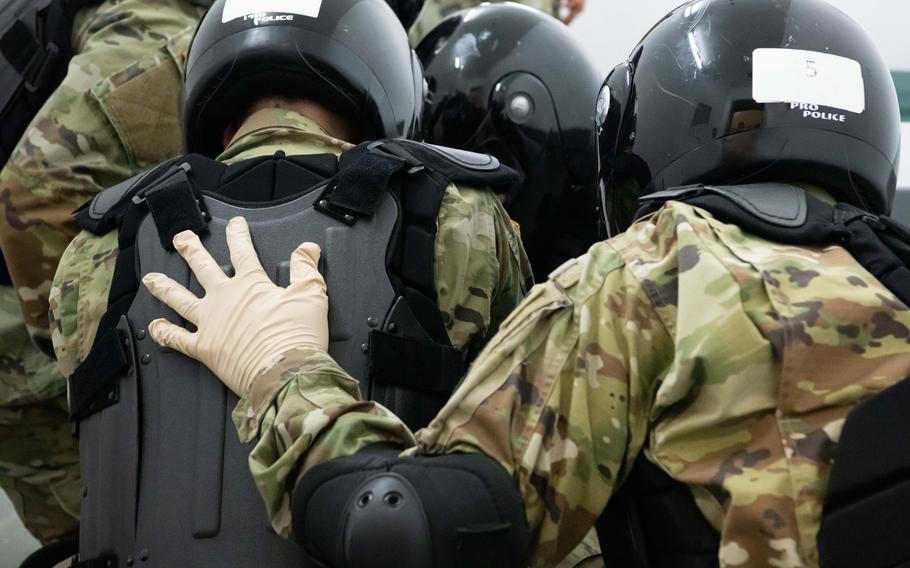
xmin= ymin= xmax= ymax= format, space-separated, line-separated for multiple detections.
xmin=0 ymin=0 xmax=103 ymax=169
xmin=369 ymin=330 xmax=463 ymax=393
xmin=318 ymin=142 xmax=407 ymax=221
xmin=404 ymin=287 xmax=449 ymax=343
xmin=293 ymin=448 xmax=530 ymax=568
xmin=819 ymin=377 xmax=910 ymax=568
xmin=106 ymin=245 xmax=135 ymax=304
xmin=644 ymin=183 xmax=808 ymax=228
xmin=401 ymin=224 xmax=437 ymax=297
xmin=597 ymin=457 xmax=720 ymax=568
xmin=216 ymin=151 xmax=338 ymax=202
xmin=143 ymin=164 xmax=208 ymax=250
xmin=376 ymin=139 xmax=519 ymax=192
xmin=69 ymin=323 xmax=130 ymax=421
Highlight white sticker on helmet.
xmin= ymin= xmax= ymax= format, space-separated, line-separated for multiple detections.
xmin=222 ymin=0 xmax=322 ymax=23
xmin=752 ymin=48 xmax=865 ymax=114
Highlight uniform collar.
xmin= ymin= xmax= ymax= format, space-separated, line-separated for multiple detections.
xmin=795 ymin=183 xmax=837 ymax=205
xmin=217 ymin=108 xmax=353 ymax=163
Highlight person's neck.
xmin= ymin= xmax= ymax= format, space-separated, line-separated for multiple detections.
xmin=242 ymin=97 xmax=357 ymax=142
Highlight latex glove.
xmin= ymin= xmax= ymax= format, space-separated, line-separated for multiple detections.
xmin=143 ymin=216 xmax=328 ymax=397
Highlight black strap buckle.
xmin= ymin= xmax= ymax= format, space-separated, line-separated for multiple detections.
xmin=24 ymin=41 xmax=61 ymax=94
xmin=316 ymin=142 xmax=408 ymax=224
xmin=136 ymin=162 xmax=210 ymax=250
xmin=0 ymin=17 xmax=63 ymax=94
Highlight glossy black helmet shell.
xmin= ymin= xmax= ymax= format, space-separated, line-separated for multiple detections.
xmin=184 ymin=0 xmax=423 ymax=157
xmin=418 ymin=3 xmax=602 ymax=276
xmin=597 ymin=0 xmax=902 ymax=235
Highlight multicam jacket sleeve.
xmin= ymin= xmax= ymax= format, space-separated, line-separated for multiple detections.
xmin=236 ymin=200 xmax=910 ymax=568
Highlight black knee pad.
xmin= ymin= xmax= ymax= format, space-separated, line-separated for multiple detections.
xmin=292 ymin=446 xmax=530 ymax=568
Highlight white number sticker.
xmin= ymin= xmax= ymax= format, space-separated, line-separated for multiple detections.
xmin=752 ymin=48 xmax=865 ymax=114
xmin=222 ymin=0 xmax=322 ymax=23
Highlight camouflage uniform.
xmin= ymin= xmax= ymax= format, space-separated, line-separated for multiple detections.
xmin=214 ymin=196 xmax=910 ymax=568
xmin=50 ymin=105 xmax=545 ymax=541
xmin=0 ymin=0 xmax=208 ymax=542
xmin=408 ymin=0 xmax=559 ymax=44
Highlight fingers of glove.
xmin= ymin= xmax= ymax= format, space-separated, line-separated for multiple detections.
xmin=142 ymin=272 xmax=202 ymax=324
xmin=172 ymin=230 xmax=227 ymax=290
xmin=148 ymin=318 xmax=198 ymax=358
xmin=289 ymin=242 xmax=326 ymax=294
xmin=226 ymin=217 xmax=266 ymax=278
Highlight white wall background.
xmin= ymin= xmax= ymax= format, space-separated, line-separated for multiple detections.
xmin=568 ymin=0 xmax=910 ymax=193
xmin=569 ymin=0 xmax=910 ymax=75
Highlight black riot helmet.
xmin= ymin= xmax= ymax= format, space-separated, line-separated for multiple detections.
xmin=418 ymin=3 xmax=602 ymax=277
xmin=184 ymin=0 xmax=423 ymax=157
xmin=597 ymin=0 xmax=902 ymax=235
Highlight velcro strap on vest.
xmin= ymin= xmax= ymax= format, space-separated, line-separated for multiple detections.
xmin=368 ymin=331 xmax=464 ymax=394
xmin=135 ymin=162 xmax=209 ymax=250
xmin=69 ymin=326 xmax=130 ymax=422
xmin=316 ymin=142 xmax=407 ymax=224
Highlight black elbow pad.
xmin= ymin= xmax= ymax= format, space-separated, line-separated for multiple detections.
xmin=292 ymin=448 xmax=530 ymax=568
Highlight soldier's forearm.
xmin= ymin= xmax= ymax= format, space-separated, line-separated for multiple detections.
xmin=233 ymin=347 xmax=416 ymax=538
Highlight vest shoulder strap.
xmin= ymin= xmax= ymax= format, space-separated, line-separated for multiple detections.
xmin=75 ymin=155 xmax=192 ymax=234
xmin=642 ymin=183 xmax=808 ymax=228
xmin=373 ymin=139 xmax=519 ymax=191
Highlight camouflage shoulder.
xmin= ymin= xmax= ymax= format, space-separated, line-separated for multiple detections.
xmin=0 ymin=286 xmax=66 ymax=407
xmin=435 ymin=182 xmax=532 ymax=350
xmin=49 ymin=229 xmax=120 ymax=378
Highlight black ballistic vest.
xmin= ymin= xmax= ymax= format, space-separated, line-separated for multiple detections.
xmin=597 ymin=183 xmax=910 ymax=568
xmin=66 ymin=140 xmax=517 ymax=568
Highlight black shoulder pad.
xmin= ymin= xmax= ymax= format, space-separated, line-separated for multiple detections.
xmin=74 ymin=155 xmax=187 ymax=235
xmin=641 ymin=183 xmax=808 ymax=228
xmin=372 ymin=139 xmax=519 ymax=192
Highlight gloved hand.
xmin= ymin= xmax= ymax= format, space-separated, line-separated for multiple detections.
xmin=143 ymin=216 xmax=329 ymax=397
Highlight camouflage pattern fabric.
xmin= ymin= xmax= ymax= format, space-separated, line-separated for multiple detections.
xmin=50 ymin=107 xmax=542 ymax=546
xmin=0 ymin=286 xmax=79 ymax=543
xmin=408 ymin=0 xmax=559 ymax=45
xmin=228 ymin=197 xmax=910 ymax=568
xmin=0 ymin=0 xmax=208 ymax=543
